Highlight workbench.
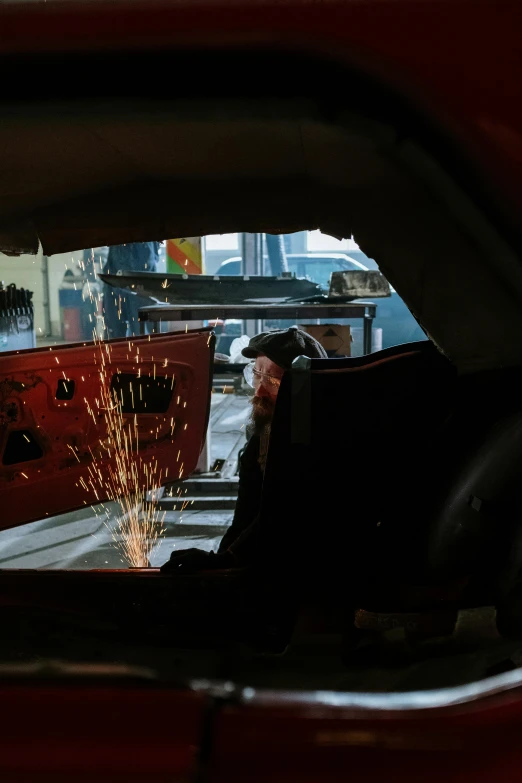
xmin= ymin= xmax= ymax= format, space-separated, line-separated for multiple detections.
xmin=138 ymin=301 xmax=377 ymax=355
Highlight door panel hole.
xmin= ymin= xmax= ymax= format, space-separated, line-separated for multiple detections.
xmin=3 ymin=430 xmax=43 ymax=465
xmin=110 ymin=373 xmax=174 ymax=414
xmin=56 ymin=378 xmax=75 ymax=400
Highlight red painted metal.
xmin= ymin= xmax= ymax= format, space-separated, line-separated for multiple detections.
xmin=211 ymin=687 xmax=522 ymax=783
xmin=0 ymin=567 xmax=167 ymax=614
xmin=0 ymin=682 xmax=205 ymax=782
xmin=61 ymin=307 xmax=83 ymax=342
xmin=0 ymin=328 xmax=213 ymax=529
xmin=3 ymin=668 xmax=522 ymax=782
xmin=0 ymin=566 xmax=240 ymax=618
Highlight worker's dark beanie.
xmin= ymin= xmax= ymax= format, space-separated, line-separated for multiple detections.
xmin=241 ymin=326 xmax=327 ymax=369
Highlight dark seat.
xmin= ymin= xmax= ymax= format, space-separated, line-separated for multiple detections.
xmin=416 ymin=375 xmax=522 ymax=636
xmin=257 ymin=340 xmax=457 ymax=593
xmin=258 ymin=341 xmax=522 ymax=644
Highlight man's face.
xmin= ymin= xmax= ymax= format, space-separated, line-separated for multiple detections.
xmin=249 ymin=355 xmax=284 ymax=434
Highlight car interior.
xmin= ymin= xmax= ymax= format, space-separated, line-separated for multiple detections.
xmin=2 ymin=41 xmax=522 ymax=696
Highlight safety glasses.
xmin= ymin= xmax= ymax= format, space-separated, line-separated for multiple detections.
xmin=243 ymin=362 xmax=281 ymax=390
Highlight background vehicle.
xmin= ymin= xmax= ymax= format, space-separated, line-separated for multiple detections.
xmin=216 ymin=252 xmax=367 ymax=287
xmin=216 ymin=252 xmax=427 ymax=349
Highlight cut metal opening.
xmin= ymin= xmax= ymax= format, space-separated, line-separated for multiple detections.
xmin=56 ymin=378 xmax=75 ymax=400
xmin=110 ymin=373 xmax=175 ymax=414
xmin=2 ymin=430 xmax=43 ymax=466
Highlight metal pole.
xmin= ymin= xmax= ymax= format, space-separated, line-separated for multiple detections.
xmin=253 ymin=233 xmax=262 ymax=333
xmin=241 ymin=233 xmax=262 ymax=336
xmin=41 ymin=254 xmax=52 ymax=337
xmin=241 ymin=233 xmax=257 ymax=275
xmin=363 ymin=309 xmax=373 ymax=355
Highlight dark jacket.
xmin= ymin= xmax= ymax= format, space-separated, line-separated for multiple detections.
xmin=102 ymin=242 xmax=160 ymax=337
xmin=218 ymin=434 xmax=263 ymax=562
xmin=103 ymin=242 xmax=160 ymax=274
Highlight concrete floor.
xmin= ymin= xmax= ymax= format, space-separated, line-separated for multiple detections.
xmin=0 ymin=392 xmax=249 ymax=569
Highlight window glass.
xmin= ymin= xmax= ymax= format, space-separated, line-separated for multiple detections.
xmin=204 ymin=234 xmax=239 ymax=251
xmin=290 ymin=259 xmax=359 ymax=289
xmin=306 ymin=229 xmax=361 ymax=253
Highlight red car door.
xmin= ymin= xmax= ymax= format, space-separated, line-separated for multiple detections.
xmin=0 ymin=329 xmax=214 ymax=530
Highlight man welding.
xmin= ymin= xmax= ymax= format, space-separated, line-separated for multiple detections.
xmin=161 ymin=327 xmax=327 ymax=573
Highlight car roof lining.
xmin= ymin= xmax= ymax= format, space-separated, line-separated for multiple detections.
xmin=1 ymin=48 xmax=522 ymax=373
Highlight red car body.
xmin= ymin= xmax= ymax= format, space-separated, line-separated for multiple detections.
xmin=3 ymin=669 xmax=522 ymax=782
xmin=0 ymin=329 xmax=213 ymax=529
xmin=1 ymin=0 xmax=522 ymax=781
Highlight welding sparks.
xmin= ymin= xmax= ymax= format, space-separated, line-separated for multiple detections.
xmin=77 ymin=334 xmax=167 ymax=568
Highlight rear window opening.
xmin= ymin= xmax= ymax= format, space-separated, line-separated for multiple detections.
xmin=0 ymin=41 xmax=520 ymax=702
